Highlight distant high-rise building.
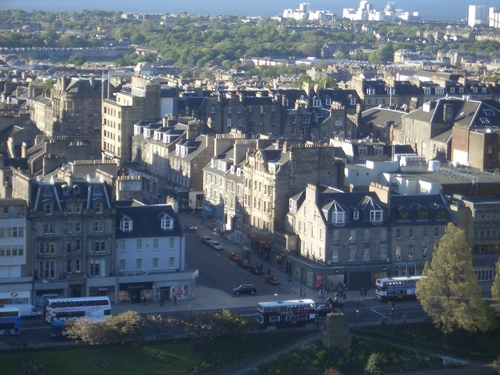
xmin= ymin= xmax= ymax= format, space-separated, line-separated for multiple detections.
xmin=468 ymin=5 xmax=488 ymax=27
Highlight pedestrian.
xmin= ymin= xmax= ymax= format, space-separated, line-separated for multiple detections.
xmin=142 ymin=296 xmax=146 ymax=305
xmin=160 ymin=298 xmax=164 ymax=307
xmin=173 ymin=295 xmax=177 ymax=305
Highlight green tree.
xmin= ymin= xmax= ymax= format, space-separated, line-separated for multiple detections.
xmin=105 ymin=311 xmax=149 ymax=345
xmin=66 ymin=318 xmax=110 ymax=346
xmin=364 ymin=352 xmax=384 ymax=375
xmin=417 ymin=223 xmax=494 ymax=338
xmin=492 ymin=259 xmax=500 ymax=300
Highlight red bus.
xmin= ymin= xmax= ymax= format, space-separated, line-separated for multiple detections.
xmin=375 ymin=276 xmax=426 ymax=302
xmin=256 ymin=299 xmax=316 ymax=328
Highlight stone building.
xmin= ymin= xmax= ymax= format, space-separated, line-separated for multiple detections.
xmin=129 ymin=117 xmax=215 ymax=208
xmin=285 ymin=182 xmax=455 ymax=291
xmin=242 ymin=141 xmax=345 ymax=264
xmin=31 ymin=76 xmax=105 ymax=159
xmin=10 ymin=169 xmax=116 ymax=304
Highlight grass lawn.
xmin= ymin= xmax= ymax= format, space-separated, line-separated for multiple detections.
xmin=0 ymin=341 xmax=201 ymax=375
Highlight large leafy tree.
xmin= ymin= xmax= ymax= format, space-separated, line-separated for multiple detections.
xmin=417 ymin=223 xmax=494 ymax=336
xmin=492 ymin=258 xmax=500 ymax=299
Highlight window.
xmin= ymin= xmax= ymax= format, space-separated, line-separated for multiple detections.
xmin=408 ymin=245 xmax=414 ymax=260
xmin=379 ymin=246 xmax=387 ymax=260
xmin=422 ymin=244 xmax=428 ymax=259
xmin=396 ymin=228 xmax=402 ymax=239
xmin=364 ymin=229 xmax=371 ymax=243
xmin=119 ymin=259 xmax=125 ymax=271
xmin=353 ymin=210 xmax=359 ymax=220
xmin=120 ymin=217 xmax=133 ymax=232
xmin=94 ymin=201 xmax=103 ymax=213
xmin=332 ymin=230 xmax=340 ymax=244
xmin=43 ymin=223 xmax=54 ymax=235
xmin=119 ymin=240 xmax=125 ymax=252
xmin=169 ymin=257 xmax=175 ymax=268
xmin=92 ymin=241 xmax=106 ymax=253
xmin=153 ymin=258 xmax=159 ymax=269
xmin=396 ymin=245 xmax=401 ymax=260
xmin=153 ymin=239 xmax=159 ymax=250
xmin=409 ymin=228 xmax=414 ymax=239
xmin=136 ymin=259 xmax=142 ymax=270
xmin=363 ymin=248 xmax=370 ymax=261
xmin=423 ymin=227 xmax=429 ymax=238
xmin=349 ymin=248 xmax=356 ymax=262
xmin=89 ymin=259 xmax=105 ymax=277
xmin=332 ymin=211 xmax=345 ymax=224
xmin=169 ymin=238 xmax=175 ymax=249
xmin=43 ymin=203 xmax=53 ymax=215
xmin=137 ymin=239 xmax=142 ymax=251
xmin=39 ymin=242 xmax=57 ymax=255
xmin=434 ymin=227 xmax=440 ymax=237
xmin=370 ymin=210 xmax=383 ymax=222
xmin=161 ymin=214 xmax=173 ymax=230
xmin=75 ymin=222 xmax=81 ymax=233
xmin=94 ymin=221 xmax=105 ymax=233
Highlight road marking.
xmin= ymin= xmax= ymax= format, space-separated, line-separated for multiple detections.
xmin=370 ymin=308 xmax=392 ymax=320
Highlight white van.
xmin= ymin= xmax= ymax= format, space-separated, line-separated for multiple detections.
xmin=10 ymin=304 xmax=42 ymax=318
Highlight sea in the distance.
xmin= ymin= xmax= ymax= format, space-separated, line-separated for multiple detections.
xmin=0 ymin=0 xmax=498 ymax=22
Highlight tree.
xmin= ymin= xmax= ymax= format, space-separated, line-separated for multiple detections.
xmin=492 ymin=258 xmax=500 ymax=300
xmin=104 ymin=311 xmax=149 ymax=345
xmin=364 ymin=352 xmax=384 ymax=375
xmin=66 ymin=318 xmax=110 ymax=346
xmin=417 ymin=223 xmax=494 ymax=337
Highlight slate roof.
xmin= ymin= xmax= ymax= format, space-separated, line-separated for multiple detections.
xmin=389 ymin=193 xmax=455 ymax=226
xmin=115 ymin=203 xmax=182 ymax=239
xmin=361 ymin=107 xmax=404 ymax=129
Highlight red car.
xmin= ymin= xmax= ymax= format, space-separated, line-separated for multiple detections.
xmin=229 ymin=252 xmax=241 ymax=261
xmin=265 ymin=274 xmax=280 ymax=285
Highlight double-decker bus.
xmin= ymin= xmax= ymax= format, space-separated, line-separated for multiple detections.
xmin=256 ymin=299 xmax=316 ymax=328
xmin=45 ymin=296 xmax=111 ymax=325
xmin=0 ymin=306 xmax=21 ymax=335
xmin=375 ymin=276 xmax=426 ymax=302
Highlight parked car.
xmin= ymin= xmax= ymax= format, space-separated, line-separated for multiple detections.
xmin=200 ymin=236 xmax=212 ymax=245
xmin=209 ymin=241 xmax=223 ymax=250
xmin=248 ymin=264 xmax=263 ymax=275
xmin=236 ymin=258 xmax=249 ymax=268
xmin=184 ymin=223 xmax=197 ymax=232
xmin=233 ymin=284 xmax=257 ymax=295
xmin=264 ymin=274 xmax=280 ymax=285
xmin=229 ymin=252 xmax=241 ymax=261
xmin=315 ymin=303 xmax=331 ymax=317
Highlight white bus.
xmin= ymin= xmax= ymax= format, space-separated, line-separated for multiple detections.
xmin=45 ymin=296 xmax=112 ymax=324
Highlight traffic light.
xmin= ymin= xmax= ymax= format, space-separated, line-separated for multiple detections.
xmin=364 ymin=288 xmax=367 ymax=296
xmin=360 ymin=288 xmax=364 ymax=296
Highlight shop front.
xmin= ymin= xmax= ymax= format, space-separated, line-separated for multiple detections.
xmin=0 ymin=290 xmax=31 ymax=306
xmin=119 ymin=282 xmax=153 ymax=303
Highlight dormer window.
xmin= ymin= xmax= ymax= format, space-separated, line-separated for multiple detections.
xmin=325 ymin=96 xmax=331 ymax=106
xmin=423 ymin=87 xmax=431 ymax=95
xmin=449 ymin=87 xmax=455 ymax=93
xmin=349 ymin=95 xmax=356 ymax=105
xmin=332 ymin=211 xmax=345 ymax=224
xmin=366 ymin=87 xmax=375 ymax=95
xmin=236 ymin=168 xmax=242 ymax=177
xmin=396 ymin=206 xmax=409 ymax=220
xmin=458 ymin=87 xmax=464 ymax=93
xmin=94 ymin=201 xmax=103 ymax=213
xmin=435 ymin=87 xmax=444 ymax=95
xmin=313 ymin=97 xmax=321 ymax=107
xmin=44 ymin=203 xmax=53 ymax=215
xmin=370 ymin=210 xmax=383 ymax=222
xmin=160 ymin=213 xmax=173 ymax=230
xmin=43 ymin=187 xmax=51 ymax=198
xmin=120 ymin=216 xmax=133 ymax=232
xmin=353 ymin=210 xmax=359 ymax=220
